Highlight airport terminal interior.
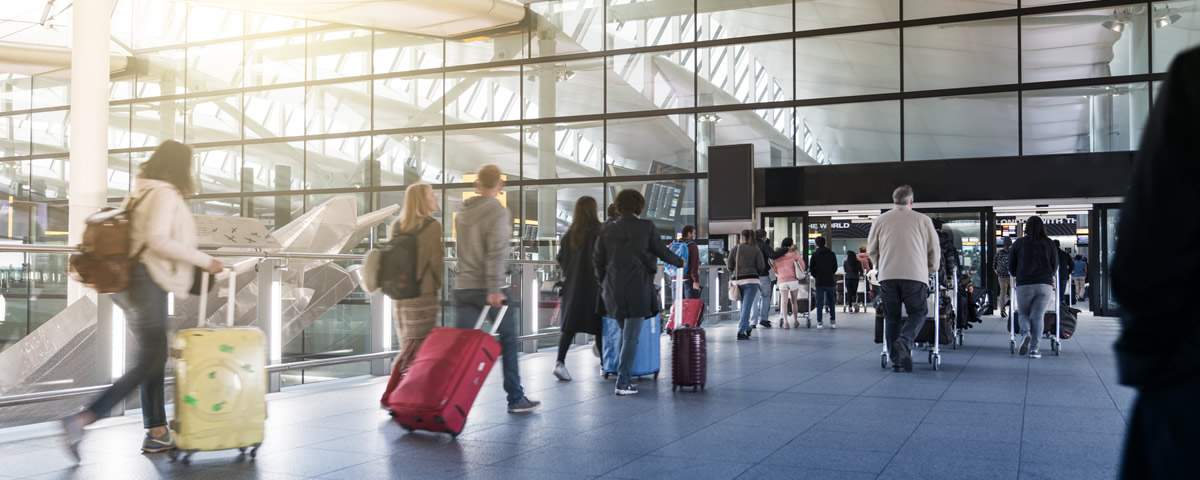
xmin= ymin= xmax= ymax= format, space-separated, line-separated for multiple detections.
xmin=1 ymin=0 xmax=1197 ymax=478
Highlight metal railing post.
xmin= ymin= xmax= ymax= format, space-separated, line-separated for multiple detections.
xmin=369 ymin=291 xmax=391 ymax=376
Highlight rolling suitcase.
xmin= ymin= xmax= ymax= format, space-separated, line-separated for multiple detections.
xmin=601 ymin=314 xmax=661 ymax=380
xmin=670 ymin=326 xmax=706 ymax=392
xmin=170 ymin=269 xmax=267 ymax=465
xmin=666 ymin=274 xmax=704 ymax=332
xmin=388 ymin=304 xmax=506 ymax=437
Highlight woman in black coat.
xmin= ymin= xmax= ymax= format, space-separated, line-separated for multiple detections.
xmin=594 ymin=189 xmax=683 ymax=396
xmin=553 ymin=196 xmax=603 ymax=382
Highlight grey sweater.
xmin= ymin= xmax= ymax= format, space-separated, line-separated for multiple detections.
xmin=454 ymin=195 xmax=512 ymax=293
xmin=727 ymin=243 xmax=765 ymax=281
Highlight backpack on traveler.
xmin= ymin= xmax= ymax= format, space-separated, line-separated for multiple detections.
xmin=68 ymin=195 xmax=153 ymax=293
xmin=366 ymin=218 xmax=435 ymax=300
xmin=665 ymin=240 xmax=693 ymax=277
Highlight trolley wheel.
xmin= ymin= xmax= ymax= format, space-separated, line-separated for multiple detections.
xmin=1052 ymin=339 xmax=1061 ymax=355
xmin=699 ymin=384 xmax=705 ymax=391
xmin=250 ymin=445 xmax=260 ymax=459
xmin=928 ymin=351 xmax=934 ymax=364
xmin=672 ymin=385 xmax=678 ymax=392
xmin=932 ymin=354 xmax=941 ymax=370
xmin=654 ymin=372 xmax=659 ymax=380
xmin=1010 ymin=340 xmax=1016 ymax=355
xmin=881 ymin=353 xmax=888 ymax=369
xmin=603 ymin=372 xmax=611 ymax=380
xmin=806 ymin=319 xmax=812 ymax=329
xmin=400 ymin=424 xmax=415 ymax=433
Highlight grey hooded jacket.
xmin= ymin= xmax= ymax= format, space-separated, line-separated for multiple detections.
xmin=454 ymin=195 xmax=512 ymax=293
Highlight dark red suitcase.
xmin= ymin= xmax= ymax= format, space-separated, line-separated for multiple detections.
xmin=387 ymin=306 xmax=505 ymax=437
xmin=671 ymin=326 xmax=706 ymax=392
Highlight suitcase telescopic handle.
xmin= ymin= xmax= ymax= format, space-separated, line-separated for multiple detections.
xmin=197 ymin=266 xmax=235 ymax=328
xmin=224 ymin=266 xmax=235 ymax=327
xmin=475 ymin=300 xmax=509 ymax=335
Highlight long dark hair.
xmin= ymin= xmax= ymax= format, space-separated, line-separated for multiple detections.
xmin=1025 ymin=216 xmax=1051 ymax=243
xmin=139 ymin=140 xmax=196 ymax=195
xmin=566 ymin=196 xmax=601 ymax=249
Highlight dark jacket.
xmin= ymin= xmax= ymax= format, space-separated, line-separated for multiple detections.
xmin=808 ymin=247 xmax=838 ymax=287
xmin=594 ymin=216 xmax=683 ymax=320
xmin=1009 ymin=236 xmax=1058 ymax=287
xmin=1057 ymin=249 xmax=1073 ymax=286
xmin=843 ymin=256 xmax=863 ymax=280
xmin=556 ymin=227 xmax=602 ymax=335
xmin=756 ymin=238 xmax=777 ymax=275
xmin=727 ymin=243 xmax=765 ymax=281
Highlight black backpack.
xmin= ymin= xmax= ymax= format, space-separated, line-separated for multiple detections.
xmin=379 ymin=218 xmax=434 ymax=300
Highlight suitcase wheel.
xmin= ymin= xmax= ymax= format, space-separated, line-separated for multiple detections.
xmin=672 ymin=385 xmax=677 ymax=392
xmin=447 ymin=430 xmax=459 ymax=438
xmin=653 ymin=372 xmax=659 ymax=380
xmin=181 ymin=451 xmax=194 ymax=465
xmin=238 ymin=447 xmax=247 ymax=454
xmin=603 ymin=372 xmax=611 ymax=380
xmin=250 ymin=445 xmax=260 ymax=459
xmin=400 ymin=424 xmax=415 ymax=433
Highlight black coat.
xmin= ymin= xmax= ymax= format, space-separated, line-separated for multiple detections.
xmin=594 ymin=216 xmax=684 ymax=320
xmin=808 ymin=247 xmax=838 ymax=287
xmin=1112 ymin=46 xmax=1200 ymax=480
xmin=556 ymin=228 xmax=602 ymax=335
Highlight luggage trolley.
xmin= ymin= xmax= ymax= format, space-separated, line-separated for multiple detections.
xmin=1049 ymin=274 xmax=1063 ymax=355
xmin=951 ymin=266 xmax=964 ymax=349
xmin=881 ymin=271 xmax=944 ymax=370
xmin=1008 ymin=276 xmax=1063 ymax=356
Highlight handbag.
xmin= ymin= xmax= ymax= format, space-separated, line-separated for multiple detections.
xmin=189 ymin=267 xmax=217 ymax=296
xmin=728 ymin=245 xmax=742 ymax=302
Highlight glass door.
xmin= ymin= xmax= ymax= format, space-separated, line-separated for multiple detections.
xmin=1095 ymin=205 xmax=1121 ymax=316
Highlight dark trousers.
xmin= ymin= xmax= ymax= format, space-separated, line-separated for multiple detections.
xmin=454 ymin=288 xmax=525 ymax=405
xmin=88 ymin=263 xmax=169 ymax=429
xmin=815 ymin=286 xmax=836 ymax=324
xmin=846 ymin=278 xmax=861 ymax=304
xmin=556 ymin=329 xmax=600 ymax=363
xmin=683 ymin=279 xmax=702 ymax=299
xmin=880 ymin=279 xmax=930 ymax=364
xmin=1121 ymin=381 xmax=1200 ymax=479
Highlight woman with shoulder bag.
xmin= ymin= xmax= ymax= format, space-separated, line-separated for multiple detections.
xmin=61 ymin=140 xmax=225 ymax=460
xmin=844 ymin=250 xmax=864 ymax=313
xmin=379 ymin=183 xmax=444 ymax=408
xmin=552 ymin=196 xmax=604 ymax=382
xmin=773 ymin=238 xmax=805 ymax=329
xmin=727 ymin=229 xmax=766 ymax=340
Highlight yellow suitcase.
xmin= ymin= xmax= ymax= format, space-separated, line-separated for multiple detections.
xmin=169 ymin=269 xmax=266 ymax=464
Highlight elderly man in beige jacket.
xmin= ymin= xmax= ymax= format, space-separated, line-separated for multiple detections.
xmin=868 ymin=185 xmax=940 ymax=373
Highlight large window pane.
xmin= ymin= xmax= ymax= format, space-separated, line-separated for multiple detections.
xmin=375 ymin=133 xmax=444 ymax=186
xmin=532 ymin=0 xmax=604 ymax=56
xmin=446 ymin=33 xmax=527 ymax=67
xmin=30 ymin=111 xmax=69 ymax=156
xmin=905 ymin=93 xmax=1019 ymax=161
xmin=187 ymin=41 xmax=244 ymax=93
xmin=306 ymin=82 xmax=370 ymax=135
xmin=904 ymin=18 xmax=1018 ymax=91
xmin=607 ymin=48 xmax=695 ymax=114
xmin=244 ymin=87 xmax=304 ymax=139
xmin=132 ymin=101 xmax=185 ymax=147
xmin=132 ymin=0 xmax=186 ymax=49
xmin=248 ymin=13 xmax=306 ymax=35
xmin=608 ymin=115 xmax=695 ymax=174
xmin=110 ymin=104 xmax=131 ymax=150
xmin=704 ymin=108 xmax=793 ymax=168
xmin=797 ymin=30 xmax=900 ymax=99
xmin=700 ymin=1 xmax=792 ymax=40
xmin=244 ymin=142 xmax=304 ymax=193
xmin=444 ymin=127 xmax=520 ymax=183
xmin=246 ymin=194 xmax=303 ymax=231
xmin=186 ymin=5 xmax=243 ymax=43
xmin=32 ymin=76 xmax=69 ymax=108
xmin=1022 ymin=7 xmax=1149 ymax=83
xmin=374 ymin=74 xmax=445 ymax=130
xmin=108 ymin=153 xmax=131 ymax=198
xmin=699 ymin=40 xmax=792 ymax=106
xmin=306 ymin=136 xmax=371 ymax=190
xmin=1 ymin=75 xmax=31 ymax=112
xmin=523 ymin=121 xmax=605 ymax=180
xmin=189 ymin=197 xmax=242 ymax=217
xmin=607 ymin=0 xmax=695 ymax=49
xmin=374 ymin=32 xmax=443 ymax=73
xmin=797 ymin=101 xmax=901 ymax=165
xmin=1153 ymin=0 xmax=1200 ymax=73
xmin=194 ymin=146 xmax=242 ymax=194
xmin=797 ymin=1 xmax=899 ymax=31
xmin=309 ymin=29 xmax=372 ymax=80
xmin=905 ymin=0 xmax=1015 ymax=20
xmin=30 ymin=159 xmax=67 ymax=204
xmin=247 ymin=34 xmax=306 ymax=87
xmin=1 ymin=114 xmax=31 ymax=158
xmin=519 ymin=183 xmax=603 ymax=268
xmin=524 ymin=58 xmax=605 ymax=119
xmin=1022 ymin=82 xmax=1151 ymax=155
xmin=135 ymin=49 xmax=185 ymax=98
xmin=186 ymin=93 xmax=242 ymax=144
xmin=445 ymin=67 xmax=521 ymax=125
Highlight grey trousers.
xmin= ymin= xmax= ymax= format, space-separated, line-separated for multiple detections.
xmin=1016 ymin=283 xmax=1054 ymax=352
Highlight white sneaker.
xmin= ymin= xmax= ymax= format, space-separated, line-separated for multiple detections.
xmin=1029 ymin=350 xmax=1042 ymax=359
xmin=831 ymin=323 xmax=837 ymax=329
xmin=553 ymin=362 xmax=572 ymax=381
xmin=817 ymin=324 xmax=824 ymax=330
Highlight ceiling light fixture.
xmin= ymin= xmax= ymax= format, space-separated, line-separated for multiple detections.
xmin=1101 ymin=20 xmax=1126 ymax=33
xmin=1155 ymin=12 xmax=1182 ymax=29
xmin=698 ymin=113 xmax=721 ymax=123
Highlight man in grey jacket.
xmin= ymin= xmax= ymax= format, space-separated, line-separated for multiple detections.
xmin=868 ymin=185 xmax=940 ymax=373
xmin=454 ymin=165 xmax=540 ymax=413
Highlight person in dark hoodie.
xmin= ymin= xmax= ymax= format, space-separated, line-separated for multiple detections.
xmin=594 ymin=189 xmax=683 ymax=396
xmin=1113 ymin=46 xmax=1200 ymax=480
xmin=808 ymin=236 xmax=838 ymax=329
xmin=453 ymin=165 xmax=540 ymax=413
xmin=1009 ymin=216 xmax=1058 ymax=359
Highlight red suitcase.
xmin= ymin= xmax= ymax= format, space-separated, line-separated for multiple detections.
xmin=667 ymin=275 xmax=705 ymax=332
xmin=387 ymin=305 xmax=506 ymax=437
xmin=671 ymin=326 xmax=707 ymax=392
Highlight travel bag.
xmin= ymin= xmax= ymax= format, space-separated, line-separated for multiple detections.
xmin=388 ymin=304 xmax=506 ymax=437
xmin=601 ymin=314 xmax=661 ymax=380
xmin=666 ymin=275 xmax=704 ymax=332
xmin=170 ymin=269 xmax=267 ymax=465
xmin=1043 ymin=303 xmax=1080 ymax=339
xmin=670 ymin=326 xmax=706 ymax=392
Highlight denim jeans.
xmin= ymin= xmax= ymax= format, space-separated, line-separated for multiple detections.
xmin=737 ymin=283 xmax=761 ymax=334
xmin=454 ymin=288 xmax=524 ymax=405
xmin=1016 ymin=283 xmax=1054 ymax=352
xmin=815 ymin=286 xmax=837 ymax=325
xmin=616 ymin=316 xmax=645 ymax=387
xmin=683 ymin=279 xmax=702 ymax=300
xmin=880 ymin=279 xmax=930 ymax=364
xmin=756 ymin=276 xmax=773 ymax=324
xmin=88 ymin=263 xmax=169 ymax=429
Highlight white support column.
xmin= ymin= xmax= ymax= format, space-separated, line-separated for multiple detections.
xmin=68 ymin=0 xmax=111 ymax=304
xmin=369 ymin=291 xmax=392 ymax=376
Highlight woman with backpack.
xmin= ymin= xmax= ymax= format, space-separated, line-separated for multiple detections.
xmin=844 ymin=250 xmax=864 ymax=313
xmin=1010 ymin=216 xmax=1059 ymax=359
xmin=379 ymin=183 xmax=444 ymax=408
xmin=728 ymin=229 xmax=766 ymax=340
xmin=772 ymin=238 xmax=805 ymax=329
xmin=552 ymin=196 xmax=604 ymax=382
xmin=61 ymin=140 xmax=225 ymax=460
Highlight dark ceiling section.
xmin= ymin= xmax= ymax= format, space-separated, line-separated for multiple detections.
xmin=758 ymin=152 xmax=1135 ymax=207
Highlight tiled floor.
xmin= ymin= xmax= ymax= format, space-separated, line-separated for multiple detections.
xmin=0 ymin=309 xmax=1134 ymax=479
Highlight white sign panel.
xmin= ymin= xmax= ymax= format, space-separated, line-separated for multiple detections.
xmin=194 ymin=215 xmax=280 ymax=249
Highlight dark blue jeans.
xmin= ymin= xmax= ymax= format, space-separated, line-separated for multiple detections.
xmin=683 ymin=279 xmax=702 ymax=300
xmin=880 ymin=279 xmax=930 ymax=363
xmin=454 ymin=288 xmax=524 ymax=405
xmin=616 ymin=316 xmax=646 ymax=387
xmin=88 ymin=263 xmax=169 ymax=429
xmin=815 ymin=286 xmax=837 ymax=325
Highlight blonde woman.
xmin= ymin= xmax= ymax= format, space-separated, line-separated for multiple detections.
xmin=379 ymin=183 xmax=444 ymax=408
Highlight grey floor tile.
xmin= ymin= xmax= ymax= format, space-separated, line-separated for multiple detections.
xmin=736 ymin=464 xmax=877 ymax=480
xmin=878 ymin=457 xmax=1019 ymax=480
xmin=254 ymin=446 xmax=383 ymax=477
xmin=600 ymin=454 xmax=752 ymax=480
xmin=759 ymin=445 xmax=893 ymax=473
xmin=180 ymin=466 xmax=312 ymax=480
xmin=790 ymin=429 xmax=908 ymax=454
xmin=550 ymin=431 xmax=681 ymax=455
xmin=455 ymin=465 xmax=596 ymax=480
xmin=490 ymin=446 xmax=641 ymax=477
xmin=392 ymin=439 xmax=540 ymax=466
xmin=1019 ymin=461 xmax=1119 ymax=480
xmin=316 ymin=455 xmax=481 ymax=480
xmin=253 ymin=425 xmax=362 ymax=457
xmin=650 ymin=424 xmax=797 ymax=463
xmin=452 ymin=423 xmax=578 ymax=446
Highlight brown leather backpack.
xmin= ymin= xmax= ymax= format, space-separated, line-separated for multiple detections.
xmin=68 ymin=195 xmax=150 ymax=293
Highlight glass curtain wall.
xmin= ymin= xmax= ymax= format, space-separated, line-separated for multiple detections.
xmin=0 ymin=1 xmax=1197 ymax=368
